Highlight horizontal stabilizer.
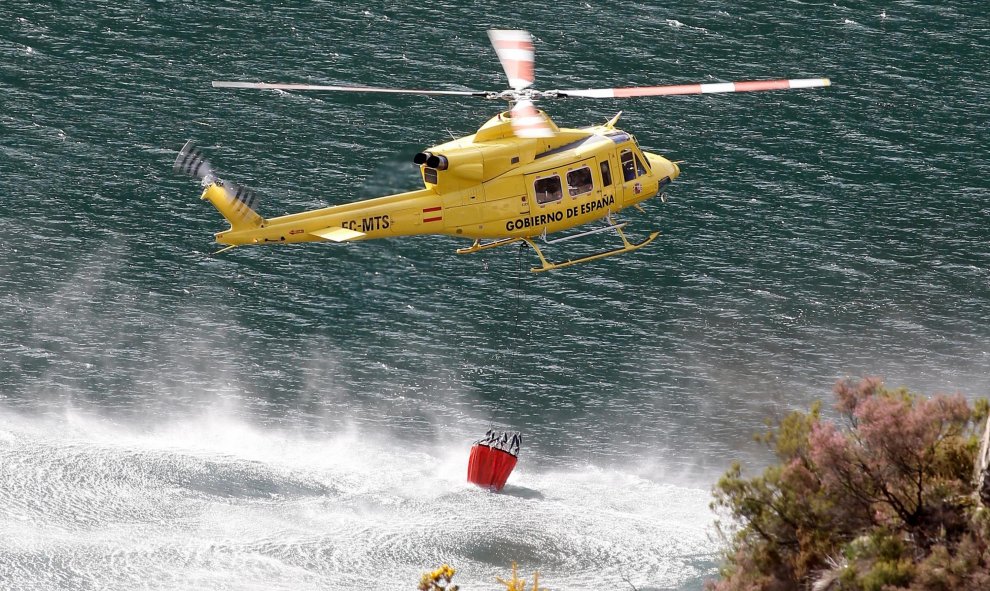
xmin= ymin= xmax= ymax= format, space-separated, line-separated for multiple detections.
xmin=310 ymin=226 xmax=366 ymax=242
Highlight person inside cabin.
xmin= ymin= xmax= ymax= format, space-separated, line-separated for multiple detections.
xmin=621 ymin=150 xmax=637 ymax=182
xmin=567 ymin=167 xmax=593 ymax=196
xmin=534 ymin=175 xmax=563 ymax=204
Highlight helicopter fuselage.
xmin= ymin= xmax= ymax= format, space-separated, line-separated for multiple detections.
xmin=205 ymin=110 xmax=679 ymax=248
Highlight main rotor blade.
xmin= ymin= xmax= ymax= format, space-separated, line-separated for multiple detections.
xmin=212 ymin=81 xmax=487 ymax=96
xmin=488 ymin=29 xmax=535 ymax=91
xmin=510 ymin=99 xmax=553 ymax=138
xmin=556 ymin=77 xmax=831 ymax=98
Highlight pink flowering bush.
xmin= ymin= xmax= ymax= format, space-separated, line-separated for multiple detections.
xmin=708 ymin=378 xmax=990 ymax=591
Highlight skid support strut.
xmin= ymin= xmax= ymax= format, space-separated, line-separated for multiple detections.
xmin=456 ymin=215 xmax=659 ymax=272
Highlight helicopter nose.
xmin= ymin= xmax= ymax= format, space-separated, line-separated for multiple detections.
xmin=645 ymin=152 xmax=679 ymax=181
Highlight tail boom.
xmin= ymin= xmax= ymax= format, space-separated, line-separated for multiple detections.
xmin=209 ymin=187 xmax=443 ymax=246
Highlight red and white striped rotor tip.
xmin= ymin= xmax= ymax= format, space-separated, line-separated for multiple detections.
xmin=510 ymin=99 xmax=553 ymax=138
xmin=488 ymin=29 xmax=535 ymax=91
xmin=558 ymin=77 xmax=831 ymax=99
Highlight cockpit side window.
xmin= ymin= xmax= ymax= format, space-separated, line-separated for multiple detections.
xmin=534 ymin=175 xmax=563 ymax=204
xmin=635 ymin=153 xmax=648 ymax=176
xmin=621 ymin=148 xmax=650 ymax=180
xmin=620 ymin=149 xmax=636 ymax=182
xmin=566 ymin=166 xmax=594 ymax=197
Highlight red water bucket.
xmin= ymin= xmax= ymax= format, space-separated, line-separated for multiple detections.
xmin=467 ymin=430 xmax=521 ymax=491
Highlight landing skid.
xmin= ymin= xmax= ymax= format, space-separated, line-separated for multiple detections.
xmin=456 ymin=217 xmax=659 ymax=272
xmin=524 ymin=227 xmax=659 ymax=272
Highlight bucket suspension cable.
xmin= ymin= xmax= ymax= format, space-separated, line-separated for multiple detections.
xmin=490 ymin=244 xmax=526 ymax=428
xmin=471 ymin=244 xmax=527 ymax=492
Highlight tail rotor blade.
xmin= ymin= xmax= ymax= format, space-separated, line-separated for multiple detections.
xmin=556 ymin=77 xmax=831 ymax=98
xmin=488 ymin=29 xmax=535 ymax=90
xmin=173 ymin=140 xmax=214 ymax=180
xmin=223 ymin=182 xmax=262 ymax=219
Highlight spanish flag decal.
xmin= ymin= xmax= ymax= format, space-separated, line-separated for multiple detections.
xmin=423 ymin=206 xmax=442 ymax=223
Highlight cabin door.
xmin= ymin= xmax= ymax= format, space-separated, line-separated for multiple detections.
xmin=617 ymin=147 xmax=650 ymax=206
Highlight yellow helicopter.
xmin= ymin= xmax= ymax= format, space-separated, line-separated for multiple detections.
xmin=175 ymin=30 xmax=829 ymax=272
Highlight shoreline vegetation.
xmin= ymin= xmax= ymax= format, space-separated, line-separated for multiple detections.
xmin=708 ymin=377 xmax=990 ymax=590
xmin=419 ymin=564 xmax=543 ymax=591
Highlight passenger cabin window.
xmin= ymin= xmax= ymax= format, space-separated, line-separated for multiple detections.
xmin=620 ymin=150 xmax=636 ymax=182
xmin=566 ymin=166 xmax=593 ymax=196
xmin=600 ymin=161 xmax=613 ymax=187
xmin=534 ymin=175 xmax=563 ymax=204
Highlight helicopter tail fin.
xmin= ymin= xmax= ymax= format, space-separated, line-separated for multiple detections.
xmin=200 ymin=181 xmax=265 ymax=232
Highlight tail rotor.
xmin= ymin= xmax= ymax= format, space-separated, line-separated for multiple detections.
xmin=173 ymin=141 xmax=264 ymax=231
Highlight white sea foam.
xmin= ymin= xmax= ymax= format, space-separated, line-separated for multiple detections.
xmin=665 ymin=18 xmax=710 ymax=34
xmin=0 ymin=408 xmax=718 ymax=590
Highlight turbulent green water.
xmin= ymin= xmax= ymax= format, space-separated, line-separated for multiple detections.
xmin=2 ymin=1 xmax=988 ymax=589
